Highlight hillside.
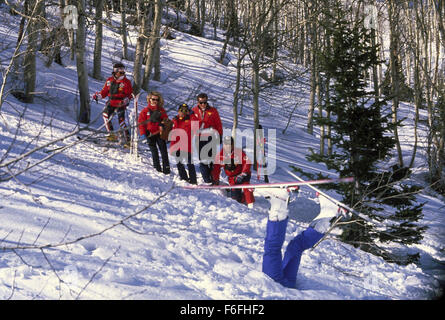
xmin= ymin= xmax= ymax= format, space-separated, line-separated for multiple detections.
xmin=0 ymin=6 xmax=443 ymax=300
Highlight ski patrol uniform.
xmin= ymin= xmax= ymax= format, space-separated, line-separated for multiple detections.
xmin=97 ymin=75 xmax=133 ymax=141
xmin=211 ymin=147 xmax=255 ymax=205
xmin=139 ymin=103 xmax=170 ymax=173
xmin=191 ymin=104 xmax=223 ymax=183
xmin=170 ymin=105 xmax=198 ymax=184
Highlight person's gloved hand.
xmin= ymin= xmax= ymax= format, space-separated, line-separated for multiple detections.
xmin=92 ymin=92 xmax=99 ymax=101
xmin=235 ymin=173 xmax=247 ymax=185
xmin=338 ymin=206 xmax=352 ymax=219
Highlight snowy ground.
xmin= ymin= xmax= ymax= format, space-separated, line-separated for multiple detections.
xmin=0 ymin=7 xmax=443 ymax=300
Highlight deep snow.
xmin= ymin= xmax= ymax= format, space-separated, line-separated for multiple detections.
xmin=0 ymin=6 xmax=443 ymax=300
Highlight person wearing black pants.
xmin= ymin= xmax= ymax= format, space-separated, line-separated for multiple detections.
xmin=191 ymin=93 xmax=223 ymax=184
xmin=173 ymin=150 xmax=197 ymax=184
xmin=147 ymin=133 xmax=170 ymax=174
xmin=138 ymin=91 xmax=171 ymax=174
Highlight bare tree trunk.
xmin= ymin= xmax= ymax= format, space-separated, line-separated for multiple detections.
xmin=307 ymin=22 xmax=317 ymax=135
xmin=142 ymin=0 xmax=162 ymax=91
xmin=76 ymin=0 xmax=90 ymax=124
xmin=200 ymin=0 xmax=205 ymax=36
xmin=232 ymin=44 xmax=246 ymax=136
xmin=371 ymin=27 xmax=379 ymax=98
xmin=153 ymin=38 xmax=161 ymax=81
xmin=64 ymin=0 xmax=75 ymax=61
xmin=408 ymin=3 xmax=421 ymax=169
xmin=434 ymin=0 xmax=445 ymax=47
xmin=23 ymin=0 xmax=41 ymax=103
xmin=303 ymin=3 xmax=310 ymax=67
xmin=388 ymin=0 xmax=404 ymax=167
xmin=307 ymin=1 xmax=321 ymax=135
xmin=120 ymin=0 xmax=128 ymax=60
xmin=252 ymin=56 xmax=260 ymax=167
xmin=271 ymin=0 xmax=279 ymax=82
xmin=212 ymin=0 xmax=219 ymax=39
xmin=299 ymin=14 xmax=305 ymax=64
xmin=133 ymin=0 xmax=150 ymax=94
xmin=219 ymin=0 xmax=236 ymax=64
xmin=186 ymin=0 xmax=192 ymax=18
xmin=195 ymin=0 xmax=200 ymax=25
xmin=409 ymin=42 xmax=421 ymax=169
xmin=93 ymin=0 xmax=104 ymax=80
xmin=326 ymin=86 xmax=332 ymax=156
xmin=317 ymin=71 xmax=325 ymax=155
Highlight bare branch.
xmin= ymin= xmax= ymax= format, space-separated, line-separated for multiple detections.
xmin=75 ymin=246 xmax=121 ymax=300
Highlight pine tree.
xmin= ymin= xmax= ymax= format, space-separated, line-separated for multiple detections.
xmin=307 ymin=5 xmax=425 ymax=265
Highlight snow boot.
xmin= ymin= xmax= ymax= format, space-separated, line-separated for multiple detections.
xmin=188 ymin=164 xmax=197 ymax=184
xmin=106 ymin=133 xmax=118 ymax=142
xmin=163 ymin=164 xmax=171 ymax=175
xmin=267 ymin=188 xmax=290 ymax=222
xmin=176 ymin=162 xmax=188 ymax=180
xmin=199 ymin=163 xmax=213 ymax=183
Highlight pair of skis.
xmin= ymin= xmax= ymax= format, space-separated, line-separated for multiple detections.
xmin=181 ymin=176 xmax=354 ymax=190
xmin=183 ymin=171 xmax=370 ymax=225
xmin=182 ymin=174 xmax=357 ymax=250
xmin=77 ymin=92 xmax=142 ymax=154
xmin=182 ymin=170 xmax=379 ymax=222
xmin=76 ymin=134 xmax=124 ymax=149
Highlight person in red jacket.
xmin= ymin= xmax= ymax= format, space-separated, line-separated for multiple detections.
xmin=138 ymin=91 xmax=171 ymax=174
xmin=212 ymin=136 xmax=255 ymax=207
xmin=92 ymin=63 xmax=133 ymax=145
xmin=191 ymin=93 xmax=223 ymax=184
xmin=169 ymin=103 xmax=197 ymax=184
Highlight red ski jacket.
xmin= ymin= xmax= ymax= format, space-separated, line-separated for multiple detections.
xmin=212 ymin=148 xmax=252 ymax=185
xmin=169 ymin=113 xmax=198 ymax=154
xmin=138 ymin=104 xmax=169 ymax=136
xmin=191 ymin=105 xmax=223 ymax=137
xmin=98 ymin=76 xmax=133 ymax=108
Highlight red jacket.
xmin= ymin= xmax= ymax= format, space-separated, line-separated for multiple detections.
xmin=169 ymin=113 xmax=197 ymax=154
xmin=138 ymin=104 xmax=168 ymax=136
xmin=191 ymin=105 xmax=223 ymax=137
xmin=212 ymin=148 xmax=252 ymax=185
xmin=98 ymin=76 xmax=133 ymax=108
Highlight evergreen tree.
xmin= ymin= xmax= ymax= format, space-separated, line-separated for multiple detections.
xmin=307 ymin=5 xmax=425 ymax=265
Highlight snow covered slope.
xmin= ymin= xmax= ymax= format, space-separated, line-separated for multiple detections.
xmin=0 ymin=8 xmax=443 ymax=300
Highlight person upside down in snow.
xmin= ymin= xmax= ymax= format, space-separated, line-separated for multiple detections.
xmin=211 ymin=136 xmax=255 ymax=208
xmin=262 ymin=188 xmax=349 ymax=288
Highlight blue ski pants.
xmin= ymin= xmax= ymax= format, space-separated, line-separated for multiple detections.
xmin=262 ymin=218 xmax=324 ymax=288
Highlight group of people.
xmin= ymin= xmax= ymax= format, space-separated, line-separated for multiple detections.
xmin=93 ymin=63 xmax=350 ymax=289
xmin=93 ymin=63 xmax=255 ymax=207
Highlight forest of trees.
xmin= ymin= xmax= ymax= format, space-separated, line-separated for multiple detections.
xmin=0 ymin=0 xmax=443 ymax=263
